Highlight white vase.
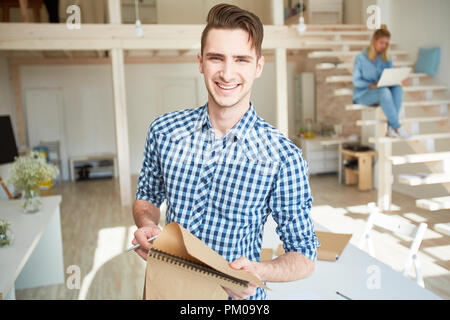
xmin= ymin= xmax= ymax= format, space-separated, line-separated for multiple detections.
xmin=21 ymin=189 xmax=42 ymax=213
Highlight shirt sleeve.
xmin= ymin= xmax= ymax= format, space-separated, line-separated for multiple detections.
xmin=353 ymin=55 xmax=372 ymax=89
xmin=135 ymin=121 xmax=166 ymax=207
xmin=268 ymin=147 xmax=320 ymax=261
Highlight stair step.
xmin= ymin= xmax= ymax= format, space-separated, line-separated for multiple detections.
xmin=304 ymin=24 xmax=369 ymax=30
xmin=390 ymin=152 xmax=450 ymax=165
xmin=416 ymin=196 xmax=450 ymax=212
xmin=335 ymin=88 xmax=353 ymax=96
xmin=345 ymin=104 xmax=376 ymax=110
xmin=304 ymin=40 xmax=397 ymax=47
xmin=403 ymin=85 xmax=447 ymax=92
xmin=416 ymin=196 xmax=450 ymax=211
xmin=326 ymin=73 xmax=428 ymax=83
xmin=303 ymin=31 xmax=372 ymax=36
xmin=433 ymin=222 xmax=450 ymax=235
xmin=403 ymin=100 xmax=450 ymax=107
xmin=325 ymin=60 xmax=415 ymax=70
xmin=335 ymin=85 xmax=447 ymax=96
xmin=369 ymin=132 xmax=450 ymax=143
xmin=346 ymin=100 xmax=450 ymax=111
xmin=357 ymin=116 xmax=448 ymax=126
xmin=397 ymin=173 xmax=450 ymax=186
xmin=316 ymin=63 xmax=339 ymax=70
xmin=308 ymin=50 xmax=408 ymax=59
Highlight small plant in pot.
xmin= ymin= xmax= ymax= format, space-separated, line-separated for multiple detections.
xmin=8 ymin=151 xmax=59 ymax=213
xmin=0 ymin=218 xmax=13 ymax=247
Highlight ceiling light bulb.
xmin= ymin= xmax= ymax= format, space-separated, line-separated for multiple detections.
xmin=135 ymin=19 xmax=144 ymax=38
xmin=297 ymin=16 xmax=307 ymax=34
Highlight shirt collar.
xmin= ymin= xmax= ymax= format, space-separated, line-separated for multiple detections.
xmin=194 ymin=101 xmax=258 ymax=142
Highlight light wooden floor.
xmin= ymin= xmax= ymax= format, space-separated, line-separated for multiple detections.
xmin=15 ymin=174 xmax=450 ymax=299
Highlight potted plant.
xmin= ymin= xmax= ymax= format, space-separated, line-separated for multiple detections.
xmin=8 ymin=151 xmax=59 ymax=213
xmin=0 ymin=218 xmax=13 ymax=247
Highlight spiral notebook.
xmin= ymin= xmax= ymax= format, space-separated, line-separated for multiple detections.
xmin=143 ymin=222 xmax=269 ymax=300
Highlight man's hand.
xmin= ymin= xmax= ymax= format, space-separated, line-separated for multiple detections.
xmin=401 ymin=78 xmax=409 ymax=86
xmin=132 ymin=222 xmax=161 ymax=260
xmin=222 ymin=257 xmax=261 ymax=300
xmin=369 ymin=81 xmax=378 ymax=88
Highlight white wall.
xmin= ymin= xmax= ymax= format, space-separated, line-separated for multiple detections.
xmin=384 ymin=0 xmax=450 ymax=89
xmin=344 ymin=0 xmax=362 ymax=24
xmin=156 ymin=0 xmax=272 ymax=24
xmin=19 ymin=60 xmax=298 ymax=177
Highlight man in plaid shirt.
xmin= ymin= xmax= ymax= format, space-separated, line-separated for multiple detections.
xmin=132 ymin=3 xmax=320 ymax=300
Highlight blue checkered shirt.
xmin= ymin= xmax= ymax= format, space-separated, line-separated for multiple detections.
xmin=136 ymin=102 xmax=320 ymax=300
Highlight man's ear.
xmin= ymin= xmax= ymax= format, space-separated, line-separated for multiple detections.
xmin=197 ymin=52 xmax=204 ymax=74
xmin=255 ymin=55 xmax=265 ymax=78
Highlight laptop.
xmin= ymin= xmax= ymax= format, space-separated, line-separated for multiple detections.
xmin=377 ymin=67 xmax=412 ymax=87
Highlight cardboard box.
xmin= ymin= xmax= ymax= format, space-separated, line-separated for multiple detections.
xmin=276 ymin=231 xmax=352 ymax=262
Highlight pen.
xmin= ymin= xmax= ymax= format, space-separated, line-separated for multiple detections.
xmin=127 ymin=234 xmax=159 ymax=252
xmin=336 ymin=291 xmax=352 ymax=300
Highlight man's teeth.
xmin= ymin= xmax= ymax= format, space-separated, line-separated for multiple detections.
xmin=217 ymin=83 xmax=239 ymax=89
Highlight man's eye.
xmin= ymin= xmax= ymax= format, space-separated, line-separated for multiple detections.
xmin=210 ymin=57 xmax=221 ymax=60
xmin=238 ymin=59 xmax=248 ymax=62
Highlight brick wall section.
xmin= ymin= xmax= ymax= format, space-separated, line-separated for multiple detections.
xmin=299 ymin=53 xmax=361 ymax=137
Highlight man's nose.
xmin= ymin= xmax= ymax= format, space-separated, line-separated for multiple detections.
xmin=219 ymin=60 xmax=236 ymax=82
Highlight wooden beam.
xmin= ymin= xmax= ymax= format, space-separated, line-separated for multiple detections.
xmin=10 ymin=53 xmax=296 ymax=67
xmin=18 ymin=0 xmax=30 ymax=23
xmin=108 ymin=0 xmax=121 ymax=24
xmin=0 ymin=23 xmax=335 ymax=50
xmin=10 ymin=63 xmax=27 ymax=148
xmin=272 ymin=0 xmax=288 ymax=137
xmin=111 ymin=48 xmax=132 ymax=207
xmin=109 ymin=0 xmax=132 ymax=207
xmin=274 ymin=47 xmax=289 ymax=137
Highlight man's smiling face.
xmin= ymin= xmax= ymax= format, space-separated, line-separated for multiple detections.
xmin=198 ymin=28 xmax=264 ymax=109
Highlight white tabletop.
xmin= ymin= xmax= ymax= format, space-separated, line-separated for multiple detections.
xmin=266 ymin=223 xmax=441 ymax=300
xmin=0 ymin=195 xmax=62 ymax=298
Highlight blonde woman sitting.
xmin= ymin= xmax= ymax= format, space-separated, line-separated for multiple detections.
xmin=353 ymin=24 xmax=411 ymax=139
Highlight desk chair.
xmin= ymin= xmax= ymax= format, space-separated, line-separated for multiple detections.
xmin=359 ymin=202 xmax=427 ymax=287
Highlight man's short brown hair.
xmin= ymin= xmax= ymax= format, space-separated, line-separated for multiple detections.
xmin=201 ymin=3 xmax=264 ymax=59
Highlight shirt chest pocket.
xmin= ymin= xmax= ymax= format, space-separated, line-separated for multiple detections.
xmin=212 ymin=158 xmax=279 ymax=220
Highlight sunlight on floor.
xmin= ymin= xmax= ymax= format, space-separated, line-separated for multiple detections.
xmin=310 ymin=202 xmax=450 ymax=284
xmin=78 ymin=227 xmax=127 ymax=300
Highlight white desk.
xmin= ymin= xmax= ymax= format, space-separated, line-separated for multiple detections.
xmin=266 ymin=223 xmax=440 ymax=300
xmin=0 ymin=196 xmax=64 ymax=299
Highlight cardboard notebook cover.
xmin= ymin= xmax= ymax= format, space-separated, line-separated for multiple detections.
xmin=143 ymin=222 xmax=269 ymax=300
xmin=276 ymin=231 xmax=352 ymax=262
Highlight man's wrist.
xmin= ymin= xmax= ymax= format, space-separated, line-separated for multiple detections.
xmin=254 ymin=260 xmax=271 ymax=282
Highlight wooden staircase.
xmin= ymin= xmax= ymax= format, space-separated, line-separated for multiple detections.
xmin=301 ymin=26 xmax=450 ymax=236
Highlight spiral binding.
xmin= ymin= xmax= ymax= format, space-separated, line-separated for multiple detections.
xmin=149 ymin=248 xmax=249 ymax=288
